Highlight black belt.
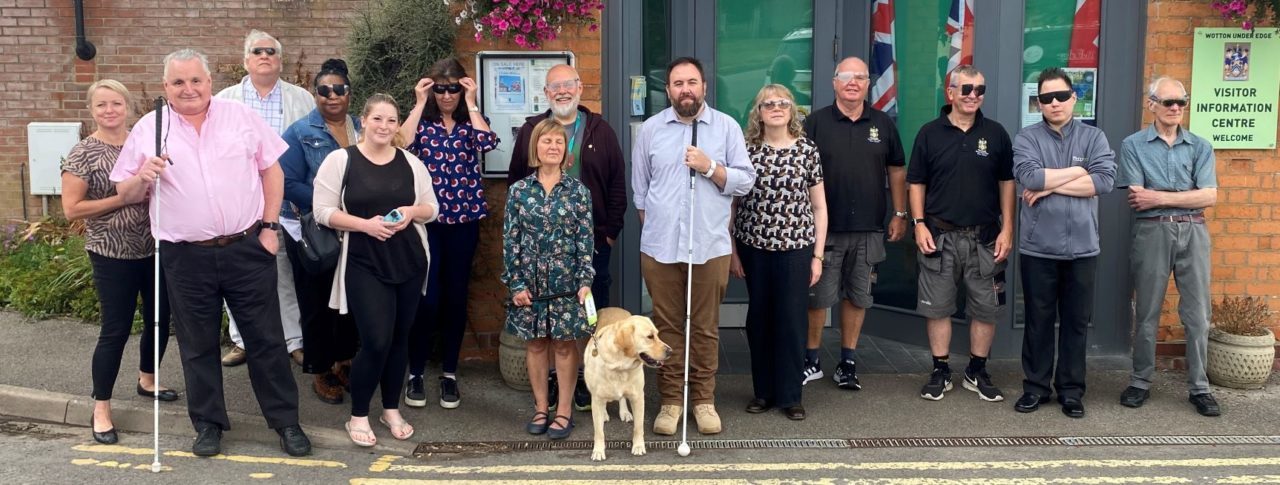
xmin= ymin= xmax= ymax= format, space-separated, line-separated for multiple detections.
xmin=927 ymin=216 xmax=984 ymax=233
xmin=1137 ymin=214 xmax=1205 ymax=224
xmin=186 ymin=224 xmax=260 ymax=247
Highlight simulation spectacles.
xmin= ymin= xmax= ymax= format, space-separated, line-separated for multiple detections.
xmin=432 ymin=83 xmax=463 ymax=94
xmin=1150 ymin=96 xmax=1188 ymax=108
xmin=951 ymin=83 xmax=986 ymax=97
xmin=316 ymin=84 xmax=349 ymax=98
xmin=834 ymin=71 xmax=870 ymax=84
xmin=758 ymin=99 xmax=793 ymax=111
xmin=545 ymin=79 xmax=580 ymax=92
xmin=1037 ymin=90 xmax=1073 ymax=105
xmin=250 ymin=47 xmax=278 ymax=57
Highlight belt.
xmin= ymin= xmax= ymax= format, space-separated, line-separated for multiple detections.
xmin=187 ymin=224 xmax=260 ymax=247
xmin=1137 ymin=214 xmax=1205 ymax=224
xmin=927 ymin=216 xmax=983 ymax=233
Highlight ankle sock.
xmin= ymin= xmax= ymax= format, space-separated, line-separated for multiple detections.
xmin=805 ymin=348 xmax=819 ymax=364
xmin=967 ymin=355 xmax=987 ymax=374
xmin=932 ymin=355 xmax=950 ymax=371
xmin=840 ymin=347 xmax=855 ymax=363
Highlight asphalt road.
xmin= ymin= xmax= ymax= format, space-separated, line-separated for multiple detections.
xmin=6 ymin=416 xmax=1280 ymax=484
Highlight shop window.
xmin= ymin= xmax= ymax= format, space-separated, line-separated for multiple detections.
xmin=715 ymin=0 xmax=816 ymax=126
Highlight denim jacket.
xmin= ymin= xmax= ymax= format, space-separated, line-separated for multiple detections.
xmin=281 ymin=109 xmax=361 ymax=218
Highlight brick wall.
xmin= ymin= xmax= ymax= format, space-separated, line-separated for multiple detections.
xmin=1146 ymin=0 xmax=1280 ymax=340
xmin=0 ymin=0 xmax=603 ymax=361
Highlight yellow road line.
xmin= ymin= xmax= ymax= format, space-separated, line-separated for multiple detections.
xmin=348 ymin=477 xmax=1275 ymax=485
xmin=70 ymin=458 xmax=173 ymax=472
xmin=72 ymin=444 xmax=347 ymax=468
xmin=369 ymin=454 xmax=401 ymax=473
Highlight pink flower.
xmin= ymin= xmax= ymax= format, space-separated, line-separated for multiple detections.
xmin=536 ymin=17 xmax=548 ymax=29
xmin=589 ymin=23 xmax=598 ymax=32
xmin=475 ymin=32 xmax=484 ymax=42
xmin=1243 ymin=19 xmax=1254 ymax=30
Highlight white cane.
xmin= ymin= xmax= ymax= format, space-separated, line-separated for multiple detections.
xmin=151 ymin=97 xmax=165 ymax=473
xmin=677 ymin=120 xmax=698 ymax=458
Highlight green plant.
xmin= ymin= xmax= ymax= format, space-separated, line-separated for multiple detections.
xmin=347 ymin=0 xmax=457 ymax=118
xmin=1212 ymin=295 xmax=1275 ymax=336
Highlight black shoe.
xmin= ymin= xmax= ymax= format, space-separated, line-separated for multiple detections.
xmin=784 ymin=405 xmax=806 ymax=421
xmin=439 ymin=376 xmax=460 ymax=409
xmin=745 ymin=398 xmax=771 ymax=414
xmin=1189 ymin=393 xmax=1221 ymax=417
xmin=547 ymin=415 xmax=573 ymax=440
xmin=920 ymin=368 xmax=952 ymax=401
xmin=276 ymin=424 xmax=312 ymax=457
xmin=1014 ymin=392 xmax=1051 ymax=413
xmin=90 ymin=415 xmax=118 ymax=445
xmin=962 ymin=368 xmax=1005 ymax=402
xmin=833 ymin=359 xmax=861 ymax=390
xmin=192 ymin=423 xmax=222 ymax=457
xmin=404 ymin=375 xmax=426 ymax=408
xmin=137 ymin=382 xmax=180 ymax=402
xmin=573 ymin=374 xmax=591 ymax=411
xmin=1060 ymin=398 xmax=1085 ymax=418
xmin=1119 ymin=386 xmax=1149 ymax=408
xmin=526 ymin=411 xmax=550 ymax=435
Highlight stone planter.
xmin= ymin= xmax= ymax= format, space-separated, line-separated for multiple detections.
xmin=499 ymin=330 xmax=531 ymax=391
xmin=1206 ymin=327 xmax=1276 ymax=390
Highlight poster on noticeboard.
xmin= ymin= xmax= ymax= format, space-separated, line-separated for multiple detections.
xmin=476 ymin=51 xmax=575 ymax=177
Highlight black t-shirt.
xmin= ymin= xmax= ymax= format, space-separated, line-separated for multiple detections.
xmin=344 ymin=146 xmax=427 ymax=284
xmin=803 ymin=102 xmax=904 ymax=232
xmin=906 ymin=107 xmax=1014 ymax=227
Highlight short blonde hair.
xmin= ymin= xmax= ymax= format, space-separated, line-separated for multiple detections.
xmin=86 ymin=79 xmax=133 ymax=113
xmin=527 ymin=118 xmax=567 ymax=168
xmin=745 ymin=84 xmax=803 ymax=146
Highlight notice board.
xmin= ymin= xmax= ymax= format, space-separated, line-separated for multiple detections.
xmin=476 ymin=51 xmax=575 ymax=177
xmin=1190 ymin=28 xmax=1279 ymax=149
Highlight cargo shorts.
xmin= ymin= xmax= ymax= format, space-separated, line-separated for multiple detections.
xmin=915 ymin=228 xmax=1006 ymax=322
xmin=808 ymin=231 xmax=885 ymax=310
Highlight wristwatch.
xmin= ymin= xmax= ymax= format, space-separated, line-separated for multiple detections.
xmin=261 ymin=221 xmax=282 ymax=231
xmin=910 ymin=217 xmax=926 ymax=226
xmin=702 ymin=159 xmax=718 ymax=178
xmin=894 ymin=211 xmax=909 ymax=219
xmin=467 ymin=106 xmax=481 ymax=112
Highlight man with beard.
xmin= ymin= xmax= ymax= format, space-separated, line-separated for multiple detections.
xmin=508 ymin=64 xmax=627 ymax=412
xmin=632 ymin=57 xmax=755 ymax=435
xmin=215 ymin=29 xmax=313 ymax=368
xmin=111 ymin=48 xmax=310 ymax=457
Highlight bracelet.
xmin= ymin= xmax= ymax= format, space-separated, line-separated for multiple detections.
xmin=813 ymin=254 xmax=824 ymax=261
xmin=467 ymin=106 xmax=481 ymax=113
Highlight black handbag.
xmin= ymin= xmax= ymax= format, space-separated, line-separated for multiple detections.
xmin=296 ymin=155 xmax=351 ymax=274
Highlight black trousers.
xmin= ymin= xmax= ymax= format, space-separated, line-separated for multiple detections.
xmin=739 ymin=242 xmax=811 ymax=408
xmin=88 ymin=252 xmax=171 ymax=400
xmin=591 ymin=240 xmax=613 ymax=308
xmin=409 ymin=221 xmax=478 ymax=376
xmin=1019 ymin=254 xmax=1097 ymax=401
xmin=347 ymin=263 xmax=424 ymax=417
xmin=283 ymin=233 xmax=357 ymax=374
xmin=161 ymin=232 xmax=299 ymax=431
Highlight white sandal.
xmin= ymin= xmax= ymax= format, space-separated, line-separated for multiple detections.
xmin=379 ymin=415 xmax=415 ymax=441
xmin=345 ymin=421 xmax=377 ymax=447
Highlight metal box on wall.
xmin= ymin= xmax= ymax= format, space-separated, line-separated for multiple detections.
xmin=27 ymin=122 xmax=82 ymax=196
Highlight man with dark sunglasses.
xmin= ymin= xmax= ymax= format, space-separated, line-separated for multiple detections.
xmin=215 ymin=29 xmax=314 ymax=370
xmin=1011 ymin=67 xmax=1116 ymax=419
xmin=1115 ymin=77 xmax=1220 ymax=417
xmin=906 ymin=65 xmax=1014 ymax=404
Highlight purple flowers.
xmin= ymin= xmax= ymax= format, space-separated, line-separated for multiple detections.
xmin=1210 ymin=0 xmax=1273 ymax=31
xmin=457 ymin=0 xmax=604 ymax=49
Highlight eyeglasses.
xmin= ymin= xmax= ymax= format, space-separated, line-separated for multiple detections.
xmin=432 ymin=83 xmax=463 ymax=94
xmin=316 ymin=84 xmax=349 ymax=98
xmin=1150 ymin=96 xmax=1188 ymax=108
xmin=1037 ymin=90 xmax=1073 ymax=105
xmin=758 ymin=99 xmax=793 ymax=111
xmin=545 ymin=79 xmax=580 ymax=92
xmin=250 ymin=47 xmax=278 ymax=57
xmin=951 ymin=83 xmax=986 ymax=97
xmin=834 ymin=71 xmax=870 ymax=84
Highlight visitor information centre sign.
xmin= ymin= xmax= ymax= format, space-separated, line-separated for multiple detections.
xmin=1190 ymin=28 xmax=1278 ymax=150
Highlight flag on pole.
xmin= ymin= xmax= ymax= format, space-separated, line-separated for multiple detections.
xmin=1068 ymin=0 xmax=1101 ymax=67
xmin=870 ymin=0 xmax=897 ymax=116
xmin=944 ymin=0 xmax=975 ymax=88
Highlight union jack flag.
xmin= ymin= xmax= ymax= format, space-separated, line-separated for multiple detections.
xmin=1068 ymin=0 xmax=1101 ymax=67
xmin=869 ymin=0 xmax=897 ymax=116
xmin=944 ymin=0 xmax=974 ymax=88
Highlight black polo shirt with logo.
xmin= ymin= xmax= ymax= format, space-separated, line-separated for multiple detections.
xmin=803 ymin=102 xmax=904 ymax=233
xmin=905 ymin=106 xmax=1013 ymax=227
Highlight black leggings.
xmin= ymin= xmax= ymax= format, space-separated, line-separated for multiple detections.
xmin=408 ymin=221 xmax=479 ymax=376
xmin=346 ymin=263 xmax=423 ymax=417
xmin=89 ymin=252 xmax=170 ymax=401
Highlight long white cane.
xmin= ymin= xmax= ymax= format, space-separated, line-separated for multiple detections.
xmin=151 ymin=97 xmax=165 ymax=473
xmin=677 ymin=120 xmax=698 ymax=458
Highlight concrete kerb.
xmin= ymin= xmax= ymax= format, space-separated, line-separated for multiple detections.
xmin=0 ymin=384 xmax=416 ymax=455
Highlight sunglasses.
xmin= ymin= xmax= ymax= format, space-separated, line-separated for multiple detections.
xmin=952 ymin=83 xmax=986 ymax=97
xmin=1037 ymin=90 xmax=1074 ymax=104
xmin=834 ymin=71 xmax=871 ymax=83
xmin=758 ymin=99 xmax=793 ymax=111
xmin=545 ymin=79 xmax=580 ymax=92
xmin=1150 ymin=96 xmax=1188 ymax=108
xmin=432 ymin=83 xmax=463 ymax=94
xmin=317 ymin=84 xmax=349 ymax=98
xmin=250 ymin=47 xmax=278 ymax=57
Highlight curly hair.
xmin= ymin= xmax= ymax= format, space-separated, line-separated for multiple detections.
xmin=744 ymin=84 xmax=804 ymax=146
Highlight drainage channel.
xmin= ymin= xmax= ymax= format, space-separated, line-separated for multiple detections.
xmin=414 ymin=435 xmax=1280 ymax=455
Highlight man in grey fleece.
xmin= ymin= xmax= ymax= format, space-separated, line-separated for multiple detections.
xmin=1011 ymin=68 xmax=1116 ymax=419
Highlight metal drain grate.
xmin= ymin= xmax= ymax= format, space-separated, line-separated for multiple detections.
xmin=1059 ymin=435 xmax=1280 ymax=447
xmin=847 ymin=437 xmax=1062 ymax=448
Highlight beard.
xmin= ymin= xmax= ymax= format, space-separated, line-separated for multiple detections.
xmin=673 ymin=95 xmax=703 ymax=118
xmin=551 ymin=101 xmax=577 ymax=119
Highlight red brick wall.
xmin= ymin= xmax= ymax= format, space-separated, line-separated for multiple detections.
xmin=1146 ymin=0 xmax=1280 ymax=340
xmin=0 ymin=0 xmax=602 ymax=361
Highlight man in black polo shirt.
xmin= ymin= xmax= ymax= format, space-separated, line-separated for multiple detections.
xmin=906 ymin=65 xmax=1014 ymax=403
xmin=803 ymin=56 xmax=907 ymax=391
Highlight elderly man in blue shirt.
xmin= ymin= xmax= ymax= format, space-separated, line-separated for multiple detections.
xmin=1115 ymin=76 xmax=1220 ymax=417
xmin=632 ymin=57 xmax=755 ymax=436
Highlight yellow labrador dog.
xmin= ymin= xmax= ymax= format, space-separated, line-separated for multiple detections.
xmin=583 ymin=309 xmax=671 ymax=461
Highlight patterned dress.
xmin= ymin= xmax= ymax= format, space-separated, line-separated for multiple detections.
xmin=501 ymin=173 xmax=595 ymax=341
xmin=406 ymin=118 xmax=498 ymax=224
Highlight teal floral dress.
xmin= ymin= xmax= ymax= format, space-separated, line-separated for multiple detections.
xmin=502 ymin=173 xmax=595 ymax=341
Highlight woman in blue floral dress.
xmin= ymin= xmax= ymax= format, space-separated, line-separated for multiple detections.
xmin=502 ymin=118 xmax=594 ymax=440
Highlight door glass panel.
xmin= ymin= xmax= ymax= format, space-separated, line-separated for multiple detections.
xmin=715 ymin=0 xmax=815 ymax=127
xmin=642 ymin=0 xmax=671 ymax=118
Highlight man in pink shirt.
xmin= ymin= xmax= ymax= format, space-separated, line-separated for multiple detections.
xmin=111 ymin=48 xmax=310 ymax=458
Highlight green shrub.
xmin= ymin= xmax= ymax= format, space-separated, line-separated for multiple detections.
xmin=347 ymin=0 xmax=457 ymax=117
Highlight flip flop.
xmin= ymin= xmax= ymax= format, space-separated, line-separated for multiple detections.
xmin=345 ymin=421 xmax=377 ymax=447
xmin=379 ymin=415 xmax=415 ymax=441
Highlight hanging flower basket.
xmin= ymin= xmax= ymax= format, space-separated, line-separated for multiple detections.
xmin=455 ymin=0 xmax=604 ymax=49
xmin=1209 ymin=0 xmax=1279 ymax=30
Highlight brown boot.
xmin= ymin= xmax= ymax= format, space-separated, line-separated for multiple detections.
xmin=334 ymin=361 xmax=352 ymax=391
xmin=313 ymin=372 xmax=344 ymax=404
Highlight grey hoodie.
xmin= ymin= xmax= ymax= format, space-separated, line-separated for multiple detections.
xmin=1012 ymin=119 xmax=1116 ymax=260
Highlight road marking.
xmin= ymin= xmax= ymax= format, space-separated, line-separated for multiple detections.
xmin=70 ymin=458 xmax=172 ymax=472
xmin=72 ymin=444 xmax=347 ymax=468
xmin=250 ymin=472 xmax=275 ymax=479
xmin=1216 ymin=477 xmax=1280 ymax=484
xmin=347 ymin=478 xmax=1279 ymax=485
xmin=370 ymin=454 xmax=400 ymax=473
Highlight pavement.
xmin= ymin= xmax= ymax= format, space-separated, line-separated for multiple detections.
xmin=2 ymin=310 xmax=1278 ymax=458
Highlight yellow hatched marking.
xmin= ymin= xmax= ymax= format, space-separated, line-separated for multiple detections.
xmin=369 ymin=454 xmax=401 ymax=473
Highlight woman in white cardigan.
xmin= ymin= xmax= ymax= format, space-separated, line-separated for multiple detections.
xmin=312 ymin=94 xmax=439 ymax=447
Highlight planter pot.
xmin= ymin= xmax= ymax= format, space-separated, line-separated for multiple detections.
xmin=1206 ymin=327 xmax=1276 ymax=390
xmin=499 ymin=330 xmax=531 ymax=391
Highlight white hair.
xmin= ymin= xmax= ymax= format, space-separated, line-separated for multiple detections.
xmin=162 ymin=49 xmax=211 ymax=79
xmin=1147 ymin=76 xmax=1187 ymax=99
xmin=243 ymin=29 xmax=283 ymax=57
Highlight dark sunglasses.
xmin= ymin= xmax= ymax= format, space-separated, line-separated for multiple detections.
xmin=1151 ymin=96 xmax=1188 ymax=108
xmin=432 ymin=83 xmax=463 ymax=94
xmin=953 ymin=83 xmax=986 ymax=97
xmin=1037 ymin=90 xmax=1073 ymax=105
xmin=250 ymin=47 xmax=278 ymax=56
xmin=316 ymin=84 xmax=349 ymax=98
